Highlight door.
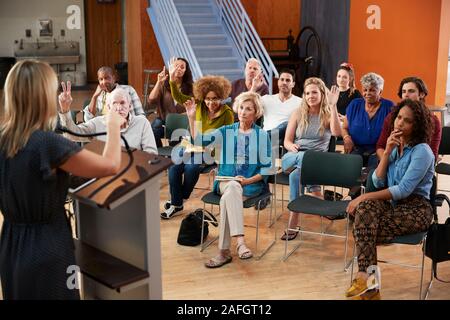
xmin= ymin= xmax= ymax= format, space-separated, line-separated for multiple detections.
xmin=85 ymin=0 xmax=123 ymax=83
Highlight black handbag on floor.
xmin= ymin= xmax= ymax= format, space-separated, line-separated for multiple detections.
xmin=177 ymin=208 xmax=218 ymax=246
xmin=425 ymin=217 xmax=450 ymax=282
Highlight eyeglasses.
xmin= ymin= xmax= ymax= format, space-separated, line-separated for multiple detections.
xmin=204 ymin=97 xmax=221 ymax=103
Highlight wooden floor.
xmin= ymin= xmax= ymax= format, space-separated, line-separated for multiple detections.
xmin=157 ymin=168 xmax=450 ymax=300
xmin=0 ymin=88 xmax=449 ymax=300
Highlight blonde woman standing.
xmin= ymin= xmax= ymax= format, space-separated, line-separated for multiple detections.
xmin=0 ymin=60 xmax=123 ymax=299
xmin=280 ymin=77 xmax=341 ymax=240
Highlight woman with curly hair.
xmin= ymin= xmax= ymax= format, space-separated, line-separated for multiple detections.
xmin=345 ymin=99 xmax=435 ymax=300
xmin=161 ymin=66 xmax=234 ymax=219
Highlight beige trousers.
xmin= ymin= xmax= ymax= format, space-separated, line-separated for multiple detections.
xmin=218 ymin=181 xmax=246 ymax=250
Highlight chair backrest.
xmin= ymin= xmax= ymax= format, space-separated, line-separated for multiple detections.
xmin=165 ymin=113 xmax=189 ymax=140
xmin=301 ymin=150 xmax=363 ymax=188
xmin=438 ymin=126 xmax=450 ymax=155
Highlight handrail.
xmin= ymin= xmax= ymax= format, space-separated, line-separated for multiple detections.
xmin=214 ymin=0 xmax=279 ymax=93
xmin=150 ymin=0 xmax=203 ymax=80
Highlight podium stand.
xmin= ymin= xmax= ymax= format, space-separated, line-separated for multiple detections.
xmin=69 ymin=140 xmax=172 ymax=300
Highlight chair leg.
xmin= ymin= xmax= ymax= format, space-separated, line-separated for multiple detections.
xmin=349 ymin=242 xmax=357 ymax=285
xmin=283 ymin=213 xmax=302 ymax=261
xmin=254 ymin=198 xmax=276 ymax=260
xmin=419 ymin=242 xmax=426 ymax=300
xmin=200 ymin=203 xmax=218 ymax=252
xmin=343 ymin=216 xmax=353 ymax=272
xmin=421 ymin=236 xmax=435 ymax=300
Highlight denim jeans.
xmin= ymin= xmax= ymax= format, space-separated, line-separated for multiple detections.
xmin=168 ymin=152 xmax=203 ymax=206
xmin=267 ymin=121 xmax=288 ymax=148
xmin=351 ymin=145 xmax=378 ymax=169
xmin=151 ymin=117 xmax=165 ymax=148
xmin=281 ymin=151 xmax=321 ymax=201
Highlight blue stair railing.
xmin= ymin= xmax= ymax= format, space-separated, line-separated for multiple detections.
xmin=149 ymin=0 xmax=203 ymax=80
xmin=213 ymin=0 xmax=279 ymax=91
xmin=148 ymin=0 xmax=278 ymax=92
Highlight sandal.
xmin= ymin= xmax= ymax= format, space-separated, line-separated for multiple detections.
xmin=236 ymin=243 xmax=253 ymax=260
xmin=280 ymin=230 xmax=299 ymax=241
xmin=205 ymin=255 xmax=232 ymax=268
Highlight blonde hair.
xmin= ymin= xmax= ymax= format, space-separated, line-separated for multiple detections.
xmin=297 ymin=77 xmax=331 ymax=136
xmin=0 ymin=60 xmax=58 ymax=158
xmin=232 ymin=91 xmax=263 ymax=119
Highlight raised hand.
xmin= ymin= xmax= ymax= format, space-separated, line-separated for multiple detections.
xmin=168 ymin=57 xmax=179 ymax=81
xmin=328 ymin=85 xmax=339 ymax=106
xmin=250 ymin=71 xmax=264 ymax=91
xmin=58 ymin=81 xmax=73 ymax=113
xmin=157 ymin=66 xmax=168 ymax=83
xmin=184 ymin=97 xmax=197 ymax=120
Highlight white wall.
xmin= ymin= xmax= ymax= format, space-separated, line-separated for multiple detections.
xmin=0 ymin=0 xmax=87 ymax=75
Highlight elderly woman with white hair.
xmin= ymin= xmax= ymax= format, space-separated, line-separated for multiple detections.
xmin=185 ymin=91 xmax=273 ymax=268
xmin=341 ymin=72 xmax=394 ymax=167
xmin=58 ymin=84 xmax=157 ymax=154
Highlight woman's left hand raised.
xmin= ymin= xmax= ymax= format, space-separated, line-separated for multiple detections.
xmin=328 ymin=85 xmax=339 ymax=106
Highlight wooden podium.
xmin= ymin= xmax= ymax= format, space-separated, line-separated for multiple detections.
xmin=69 ymin=140 xmax=172 ymax=300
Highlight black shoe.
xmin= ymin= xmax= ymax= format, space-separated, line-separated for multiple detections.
xmin=160 ymin=205 xmax=183 ymax=219
xmin=163 ymin=200 xmax=171 ymax=210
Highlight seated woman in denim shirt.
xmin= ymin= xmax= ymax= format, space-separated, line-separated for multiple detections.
xmin=185 ymin=92 xmax=273 ymax=268
xmin=345 ymin=99 xmax=435 ymax=300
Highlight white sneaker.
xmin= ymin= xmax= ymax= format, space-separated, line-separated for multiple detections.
xmin=160 ymin=205 xmax=183 ymax=219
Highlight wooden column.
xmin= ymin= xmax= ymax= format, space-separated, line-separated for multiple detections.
xmin=125 ymin=0 xmax=163 ymax=99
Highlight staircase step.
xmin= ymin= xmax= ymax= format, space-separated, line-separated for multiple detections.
xmin=175 ymin=3 xmax=213 ymax=14
xmin=189 ymin=34 xmax=228 ymax=46
xmin=193 ymin=45 xmax=234 ymax=58
xmin=198 ymin=57 xmax=241 ymax=69
xmin=180 ymin=13 xmax=218 ymax=24
xmin=202 ymin=68 xmax=243 ymax=81
xmin=184 ymin=23 xmax=223 ymax=34
xmin=173 ymin=0 xmax=210 ymax=3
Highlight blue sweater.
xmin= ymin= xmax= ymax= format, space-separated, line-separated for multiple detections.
xmin=196 ymin=122 xmax=273 ymax=197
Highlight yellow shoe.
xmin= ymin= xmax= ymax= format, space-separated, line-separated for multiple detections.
xmin=345 ymin=278 xmax=367 ymax=297
xmin=352 ymin=289 xmax=381 ymax=300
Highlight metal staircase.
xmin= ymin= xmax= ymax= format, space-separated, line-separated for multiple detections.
xmin=147 ymin=0 xmax=278 ymax=92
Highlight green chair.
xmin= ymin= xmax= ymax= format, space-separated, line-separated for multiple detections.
xmin=200 ymin=188 xmax=276 ymax=260
xmin=158 ymin=113 xmax=189 ymax=158
xmin=349 ymin=170 xmax=438 ymax=300
xmin=436 ymin=126 xmax=450 ymax=193
xmin=285 ymin=150 xmax=363 ymax=267
xmin=268 ymin=135 xmax=338 ymax=226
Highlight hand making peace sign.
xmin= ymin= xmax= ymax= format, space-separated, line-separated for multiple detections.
xmin=58 ymin=81 xmax=73 ymax=113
